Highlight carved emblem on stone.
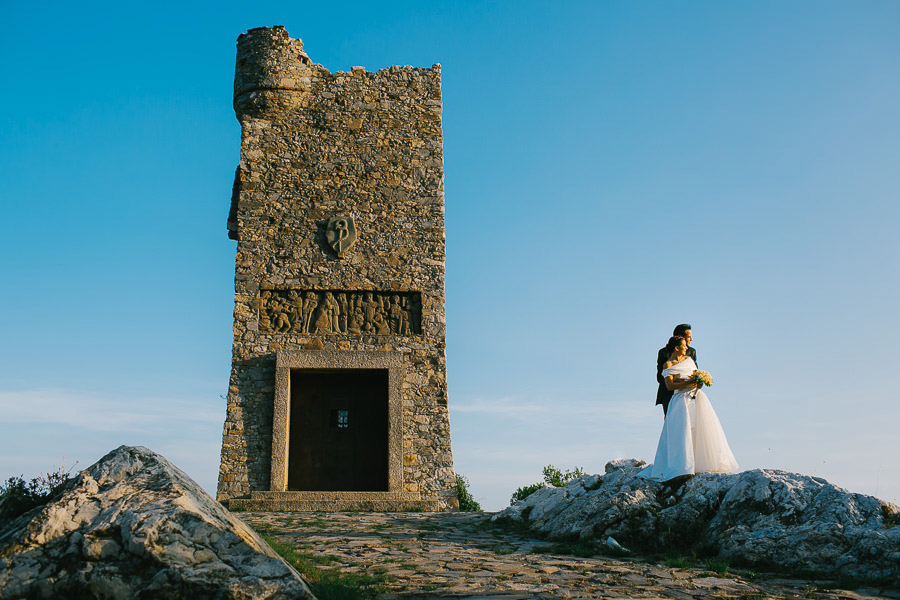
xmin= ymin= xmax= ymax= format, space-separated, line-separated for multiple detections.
xmin=325 ymin=216 xmax=357 ymax=257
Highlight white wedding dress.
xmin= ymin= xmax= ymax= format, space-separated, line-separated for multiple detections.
xmin=640 ymin=357 xmax=738 ymax=481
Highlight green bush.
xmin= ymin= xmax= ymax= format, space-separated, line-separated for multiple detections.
xmin=542 ymin=464 xmax=584 ymax=487
xmin=0 ymin=464 xmax=75 ymax=521
xmin=508 ymin=464 xmax=585 ymax=506
xmin=510 ymin=482 xmax=543 ymax=505
xmin=455 ymin=474 xmax=482 ymax=511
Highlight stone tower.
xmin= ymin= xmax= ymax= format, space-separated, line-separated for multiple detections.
xmin=217 ymin=26 xmax=455 ymax=511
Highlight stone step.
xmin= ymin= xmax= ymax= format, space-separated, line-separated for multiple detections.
xmin=230 ymin=492 xmax=444 ymax=512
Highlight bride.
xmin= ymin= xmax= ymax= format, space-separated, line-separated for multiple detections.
xmin=641 ymin=335 xmax=738 ymax=482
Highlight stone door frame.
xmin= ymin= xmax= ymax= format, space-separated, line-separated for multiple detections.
xmin=271 ymin=349 xmax=404 ymax=493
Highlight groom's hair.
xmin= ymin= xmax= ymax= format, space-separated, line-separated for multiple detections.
xmin=665 ymin=336 xmax=686 ymax=354
xmin=673 ymin=323 xmax=692 ymax=337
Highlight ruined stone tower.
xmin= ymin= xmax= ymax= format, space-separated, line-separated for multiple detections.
xmin=217 ymin=26 xmax=455 ymax=510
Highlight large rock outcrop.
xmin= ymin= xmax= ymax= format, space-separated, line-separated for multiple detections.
xmin=493 ymin=459 xmax=900 ymax=582
xmin=0 ymin=445 xmax=314 ymax=599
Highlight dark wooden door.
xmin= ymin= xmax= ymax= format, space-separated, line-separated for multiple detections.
xmin=288 ymin=369 xmax=389 ymax=491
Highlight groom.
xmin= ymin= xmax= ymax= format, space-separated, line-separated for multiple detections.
xmin=656 ymin=323 xmax=697 ymax=416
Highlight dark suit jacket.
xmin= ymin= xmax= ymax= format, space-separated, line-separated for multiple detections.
xmin=656 ymin=346 xmax=697 ymax=411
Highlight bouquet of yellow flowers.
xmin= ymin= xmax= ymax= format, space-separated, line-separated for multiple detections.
xmin=690 ymin=370 xmax=713 ymax=398
xmin=691 ymin=370 xmax=713 ymax=387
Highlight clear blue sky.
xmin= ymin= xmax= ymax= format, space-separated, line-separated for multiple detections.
xmin=2 ymin=1 xmax=898 ymax=511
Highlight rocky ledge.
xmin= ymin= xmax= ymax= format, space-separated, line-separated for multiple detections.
xmin=493 ymin=459 xmax=900 ymax=583
xmin=0 ymin=445 xmax=314 ymax=600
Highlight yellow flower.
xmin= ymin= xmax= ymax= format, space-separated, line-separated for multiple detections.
xmin=692 ymin=370 xmax=713 ymax=387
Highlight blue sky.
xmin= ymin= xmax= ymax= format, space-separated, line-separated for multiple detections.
xmin=2 ymin=1 xmax=898 ymax=511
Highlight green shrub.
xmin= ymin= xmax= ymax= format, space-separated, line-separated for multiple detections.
xmin=508 ymin=464 xmax=585 ymax=506
xmin=455 ymin=474 xmax=482 ymax=511
xmin=542 ymin=464 xmax=584 ymax=487
xmin=510 ymin=482 xmax=543 ymax=505
xmin=0 ymin=464 xmax=76 ymax=521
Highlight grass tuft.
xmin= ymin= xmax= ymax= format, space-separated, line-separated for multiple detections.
xmin=259 ymin=532 xmax=389 ymax=600
xmin=703 ymin=558 xmax=730 ymax=574
xmin=665 ymin=556 xmax=691 ymax=569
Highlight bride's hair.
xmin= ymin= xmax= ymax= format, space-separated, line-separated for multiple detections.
xmin=665 ymin=335 xmax=686 ymax=355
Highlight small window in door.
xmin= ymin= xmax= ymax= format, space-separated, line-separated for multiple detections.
xmin=331 ymin=408 xmax=350 ymax=429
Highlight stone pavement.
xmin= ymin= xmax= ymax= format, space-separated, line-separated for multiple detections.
xmin=239 ymin=511 xmax=899 ymax=600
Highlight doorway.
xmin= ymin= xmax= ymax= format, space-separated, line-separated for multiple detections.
xmin=288 ymin=369 xmax=389 ymax=491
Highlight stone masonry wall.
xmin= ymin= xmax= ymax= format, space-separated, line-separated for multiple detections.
xmin=217 ymin=26 xmax=454 ymax=508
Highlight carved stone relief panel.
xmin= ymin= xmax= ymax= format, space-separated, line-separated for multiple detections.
xmin=258 ymin=289 xmax=422 ymax=335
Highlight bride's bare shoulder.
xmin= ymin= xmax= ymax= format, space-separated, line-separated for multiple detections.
xmin=663 ymin=359 xmax=677 ymax=369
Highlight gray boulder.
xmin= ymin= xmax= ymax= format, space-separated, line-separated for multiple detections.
xmin=0 ymin=445 xmax=315 ymax=599
xmin=493 ymin=460 xmax=900 ymax=582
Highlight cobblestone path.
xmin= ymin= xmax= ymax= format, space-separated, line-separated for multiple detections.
xmin=239 ymin=511 xmax=898 ymax=600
